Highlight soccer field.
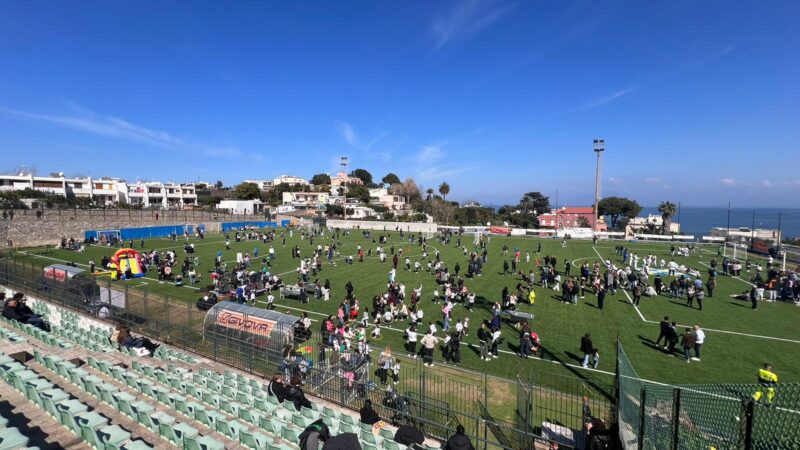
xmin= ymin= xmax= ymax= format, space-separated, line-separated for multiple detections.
xmin=11 ymin=228 xmax=800 ymax=390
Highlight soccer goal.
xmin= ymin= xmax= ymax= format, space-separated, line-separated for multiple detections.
xmin=95 ymin=229 xmax=121 ymax=244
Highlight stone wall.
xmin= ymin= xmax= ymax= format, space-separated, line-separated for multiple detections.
xmin=0 ymin=209 xmax=268 ymax=248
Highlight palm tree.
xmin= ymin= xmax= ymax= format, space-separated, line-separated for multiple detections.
xmin=438 ymin=182 xmax=450 ymax=202
xmin=426 ymin=188 xmax=434 ymax=201
xmin=658 ymin=201 xmax=677 ymax=235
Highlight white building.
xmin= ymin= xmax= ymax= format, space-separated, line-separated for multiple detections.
xmin=368 ymin=188 xmax=407 ymax=210
xmin=273 ymin=175 xmax=310 ymax=187
xmin=347 ymin=205 xmax=376 ymax=219
xmin=243 ymin=179 xmax=274 ymax=191
xmin=709 ymin=227 xmax=781 ymax=245
xmin=629 ymin=214 xmax=681 ymax=233
xmin=216 ymin=199 xmax=267 ymax=215
xmin=282 ymin=191 xmax=329 ymax=209
xmin=127 ymin=182 xmax=197 ymax=209
xmin=0 ymin=172 xmax=129 ymax=205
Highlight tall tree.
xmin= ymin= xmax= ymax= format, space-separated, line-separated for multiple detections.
xmin=426 ymin=188 xmax=434 ymax=201
xmin=438 ymin=182 xmax=450 ymax=201
xmin=234 ymin=182 xmax=261 ymax=200
xmin=310 ymin=173 xmax=331 ymax=186
xmin=381 ymin=173 xmax=401 ymax=186
xmin=518 ymin=192 xmax=550 ymax=215
xmin=597 ymin=196 xmax=642 ymax=230
xmin=350 ymin=168 xmax=374 ymax=186
xmin=214 ymin=180 xmax=224 ymax=189
xmin=403 ymin=177 xmax=421 ymax=202
xmin=658 ymin=201 xmax=678 ymax=235
xmin=345 ymin=183 xmax=371 ymax=204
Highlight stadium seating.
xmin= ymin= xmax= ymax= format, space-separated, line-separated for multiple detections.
xmin=0 ymin=296 xmax=430 ymax=450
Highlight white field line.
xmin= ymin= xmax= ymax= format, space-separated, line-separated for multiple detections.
xmin=591 ymin=246 xmax=647 ymax=322
xmin=588 ymin=247 xmax=800 ymax=344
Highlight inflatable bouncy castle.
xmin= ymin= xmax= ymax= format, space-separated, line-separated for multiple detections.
xmin=110 ymin=248 xmax=145 ymax=280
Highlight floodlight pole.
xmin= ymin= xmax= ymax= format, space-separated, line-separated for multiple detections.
xmin=340 ymin=156 xmax=349 ymax=219
xmin=593 ymin=139 xmax=605 ymax=226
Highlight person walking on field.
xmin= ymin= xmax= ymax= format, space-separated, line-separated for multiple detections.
xmin=580 ymin=333 xmax=598 ymax=369
xmin=656 ymin=317 xmax=669 ymax=348
xmin=680 ymin=328 xmax=695 ymax=363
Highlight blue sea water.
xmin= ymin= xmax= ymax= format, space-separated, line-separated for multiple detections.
xmin=639 ymin=207 xmax=800 ymax=239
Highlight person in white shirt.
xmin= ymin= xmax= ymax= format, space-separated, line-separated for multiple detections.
xmin=692 ymin=325 xmax=705 ymax=361
xmin=266 ymin=293 xmax=275 ymax=310
xmin=405 ymin=325 xmax=418 ymax=358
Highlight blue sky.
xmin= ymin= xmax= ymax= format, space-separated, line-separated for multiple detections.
xmin=0 ymin=1 xmax=798 ymax=207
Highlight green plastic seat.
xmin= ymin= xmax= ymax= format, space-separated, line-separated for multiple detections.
xmin=259 ymin=415 xmax=281 ymax=435
xmin=185 ymin=435 xmax=227 ymax=450
xmin=194 ymin=408 xmax=225 ymax=428
xmin=122 ymin=440 xmax=154 ymax=450
xmin=240 ymin=429 xmax=271 ymax=450
xmin=38 ymin=388 xmax=70 ymax=418
xmin=0 ymin=426 xmax=29 ymax=450
xmin=380 ymin=428 xmax=395 ymax=440
xmin=340 ymin=414 xmax=356 ymax=425
xmin=280 ymin=427 xmax=300 ymax=444
xmin=55 ymin=398 xmax=89 ymax=426
xmin=139 ymin=410 xmax=176 ymax=433
xmin=83 ymin=423 xmax=131 ymax=450
xmin=129 ymin=400 xmax=154 ymax=419
xmin=238 ymin=408 xmax=264 ymax=425
xmin=159 ymin=421 xmax=199 ymax=445
xmin=216 ymin=419 xmax=248 ymax=440
xmin=383 ymin=439 xmax=402 ymax=450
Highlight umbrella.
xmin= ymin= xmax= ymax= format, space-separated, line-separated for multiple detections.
xmin=322 ymin=433 xmax=361 ymax=450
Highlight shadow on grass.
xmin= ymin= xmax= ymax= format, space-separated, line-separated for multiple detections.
xmin=728 ymin=302 xmax=753 ymax=308
xmin=636 ymin=334 xmax=665 ymax=353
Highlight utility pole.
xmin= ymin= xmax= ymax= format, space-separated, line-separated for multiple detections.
xmin=593 ymin=139 xmax=605 ymax=226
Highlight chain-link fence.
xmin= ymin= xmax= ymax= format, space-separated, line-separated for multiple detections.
xmin=616 ymin=339 xmax=800 ymax=450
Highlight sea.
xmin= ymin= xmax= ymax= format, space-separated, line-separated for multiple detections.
xmin=638 ymin=207 xmax=800 ymax=239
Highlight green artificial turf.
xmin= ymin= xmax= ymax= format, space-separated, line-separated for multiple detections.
xmin=11 ymin=229 xmax=800 ymax=394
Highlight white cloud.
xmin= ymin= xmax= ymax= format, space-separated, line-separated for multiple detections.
xmin=644 ymin=177 xmax=660 ymax=184
xmin=0 ymin=105 xmax=240 ymax=158
xmin=337 ymin=122 xmax=359 ymax=146
xmin=432 ymin=0 xmax=515 ymax=50
xmin=416 ymin=143 xmax=447 ymax=163
xmin=607 ymin=177 xmax=623 ymax=185
xmin=760 ymin=180 xmax=772 ymax=188
xmin=719 ymin=178 xmax=736 ymax=187
xmin=581 ymin=85 xmax=638 ymax=110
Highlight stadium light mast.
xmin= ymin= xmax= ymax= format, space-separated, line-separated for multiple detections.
xmin=340 ymin=156 xmax=349 ymax=219
xmin=593 ymin=139 xmax=605 ymax=224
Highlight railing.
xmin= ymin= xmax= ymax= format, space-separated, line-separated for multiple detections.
xmin=616 ymin=339 xmax=800 ymax=450
xmin=0 ymin=256 xmax=613 ymax=449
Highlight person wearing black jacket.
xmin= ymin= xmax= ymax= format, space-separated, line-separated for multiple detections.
xmin=445 ymin=425 xmax=475 ymax=450
xmin=268 ymin=374 xmax=287 ymax=402
xmin=477 ymin=322 xmax=490 ymax=361
xmin=2 ymin=295 xmax=50 ymax=331
xmin=360 ymin=399 xmax=381 ymax=425
xmin=284 ymin=376 xmax=312 ymax=410
xmin=580 ymin=333 xmax=597 ymax=369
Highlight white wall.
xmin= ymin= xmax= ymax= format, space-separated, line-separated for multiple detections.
xmin=326 ymin=219 xmax=438 ymax=233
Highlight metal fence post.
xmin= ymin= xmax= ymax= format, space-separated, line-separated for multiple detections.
xmin=671 ymin=388 xmax=681 ymax=450
xmin=638 ymin=387 xmax=647 ymax=450
xmin=738 ymin=398 xmax=755 ymax=450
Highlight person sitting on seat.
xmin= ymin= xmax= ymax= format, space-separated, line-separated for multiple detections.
xmin=2 ymin=293 xmax=50 ymax=332
xmin=284 ymin=376 xmax=313 ymax=411
xmin=268 ymin=373 xmax=287 ymax=402
xmin=360 ymin=399 xmax=381 ymax=425
xmin=115 ymin=326 xmax=159 ymax=354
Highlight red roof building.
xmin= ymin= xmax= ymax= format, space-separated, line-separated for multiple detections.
xmin=538 ymin=207 xmax=607 ymax=231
